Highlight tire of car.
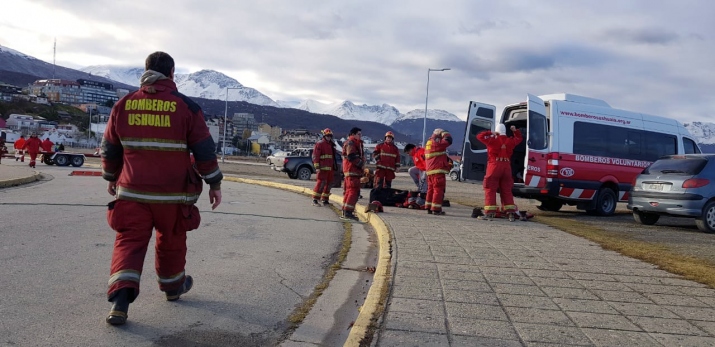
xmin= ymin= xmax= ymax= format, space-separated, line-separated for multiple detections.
xmin=695 ymin=201 xmax=715 ymax=233
xmin=297 ymin=166 xmax=312 ymax=181
xmin=450 ymin=171 xmax=458 ymax=181
xmin=537 ymin=199 xmax=563 ymax=212
xmin=587 ymin=188 xmax=617 ymax=216
xmin=633 ymin=211 xmax=660 ymax=225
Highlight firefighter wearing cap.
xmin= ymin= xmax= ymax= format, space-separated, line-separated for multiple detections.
xmin=424 ymin=128 xmax=452 ymax=215
xmin=311 ymin=128 xmax=338 ymax=206
xmin=341 ymin=127 xmax=364 ymax=221
xmin=477 ymin=124 xmax=522 ymax=219
xmin=23 ymin=133 xmax=42 ymax=168
xmin=373 ymin=131 xmax=400 ymax=189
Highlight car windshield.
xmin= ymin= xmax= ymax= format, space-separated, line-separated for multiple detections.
xmin=645 ymin=157 xmax=708 ymax=175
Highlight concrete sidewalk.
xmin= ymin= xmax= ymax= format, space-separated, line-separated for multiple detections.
xmin=0 ymin=161 xmax=42 ymax=188
xmin=374 ymin=202 xmax=715 ymax=346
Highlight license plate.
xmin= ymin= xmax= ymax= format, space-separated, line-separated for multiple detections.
xmin=646 ymin=183 xmax=671 ymax=191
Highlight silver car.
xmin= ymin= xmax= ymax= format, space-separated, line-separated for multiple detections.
xmin=628 ymin=154 xmax=715 ymax=233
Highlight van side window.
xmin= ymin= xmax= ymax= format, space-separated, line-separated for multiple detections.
xmin=683 ymin=138 xmax=701 ymax=154
xmin=573 ymin=121 xmax=677 ymax=161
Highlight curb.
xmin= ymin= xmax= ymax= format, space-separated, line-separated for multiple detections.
xmin=223 ymin=177 xmax=391 ymax=346
xmin=0 ymin=171 xmax=43 ymax=188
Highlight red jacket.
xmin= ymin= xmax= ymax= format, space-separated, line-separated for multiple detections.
xmin=14 ymin=138 xmax=26 ymax=150
xmin=101 ymin=79 xmax=222 ymax=204
xmin=425 ymin=132 xmax=452 ymax=175
xmin=342 ymin=135 xmax=364 ymax=177
xmin=41 ymin=139 xmax=54 ymax=152
xmin=477 ymin=129 xmax=522 ymax=163
xmin=374 ymin=141 xmax=400 ymax=171
xmin=410 ymin=147 xmax=426 ymax=171
xmin=24 ymin=137 xmax=42 ymax=154
xmin=312 ymin=138 xmax=337 ymax=172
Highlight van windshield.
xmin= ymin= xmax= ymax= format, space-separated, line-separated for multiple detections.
xmin=645 ymin=157 xmax=707 ymax=175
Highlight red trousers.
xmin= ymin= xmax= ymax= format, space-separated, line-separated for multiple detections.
xmin=342 ymin=176 xmax=361 ymax=212
xmin=28 ymin=151 xmax=38 ymax=167
xmin=106 ymin=200 xmax=196 ymax=302
xmin=483 ymin=161 xmax=515 ymax=213
xmin=425 ymin=174 xmax=446 ymax=212
xmin=374 ymin=169 xmax=395 ymax=189
xmin=313 ymin=170 xmax=334 ymax=201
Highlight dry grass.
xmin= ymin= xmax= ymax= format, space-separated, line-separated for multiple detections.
xmin=536 ymin=214 xmax=715 ymax=288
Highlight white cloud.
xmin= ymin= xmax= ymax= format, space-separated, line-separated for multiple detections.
xmin=1 ymin=0 xmax=714 ymax=122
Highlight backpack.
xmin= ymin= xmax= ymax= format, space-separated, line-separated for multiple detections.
xmin=368 ymin=188 xmax=409 ymax=207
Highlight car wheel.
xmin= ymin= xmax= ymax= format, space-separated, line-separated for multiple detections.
xmin=633 ymin=211 xmax=659 ymax=225
xmin=588 ymin=188 xmax=617 ymax=216
xmin=54 ymin=154 xmax=70 ymax=166
xmin=696 ymin=201 xmax=715 ymax=233
xmin=537 ymin=199 xmax=563 ymax=212
xmin=450 ymin=172 xmax=458 ymax=181
xmin=70 ymin=156 xmax=84 ymax=167
xmin=297 ymin=166 xmax=312 ymax=180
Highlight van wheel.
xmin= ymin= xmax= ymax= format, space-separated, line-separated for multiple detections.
xmin=588 ymin=188 xmax=617 ymax=216
xmin=696 ymin=201 xmax=715 ymax=233
xmin=537 ymin=200 xmax=563 ymax=212
xmin=450 ymin=172 xmax=458 ymax=181
xmin=633 ymin=211 xmax=659 ymax=225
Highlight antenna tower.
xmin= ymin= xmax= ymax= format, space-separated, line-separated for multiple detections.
xmin=52 ymin=38 xmax=56 ymax=79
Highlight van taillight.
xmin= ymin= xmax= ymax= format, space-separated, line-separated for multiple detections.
xmin=683 ymin=178 xmax=710 ymax=188
xmin=284 ymin=158 xmax=289 ymax=166
xmin=546 ymin=152 xmax=559 ymax=178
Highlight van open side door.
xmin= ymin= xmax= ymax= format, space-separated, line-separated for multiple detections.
xmin=461 ymin=101 xmax=496 ymax=181
xmin=524 ymin=94 xmax=548 ymax=189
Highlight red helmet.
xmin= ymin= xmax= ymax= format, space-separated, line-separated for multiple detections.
xmin=385 ymin=131 xmax=394 ymax=138
xmin=369 ymin=200 xmax=384 ymax=212
xmin=323 ymin=128 xmax=333 ymax=137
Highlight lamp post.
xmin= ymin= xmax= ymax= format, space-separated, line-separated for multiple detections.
xmin=223 ymin=87 xmax=241 ymax=162
xmin=421 ymin=68 xmax=450 ymax=147
xmin=88 ymin=106 xmax=92 ymax=143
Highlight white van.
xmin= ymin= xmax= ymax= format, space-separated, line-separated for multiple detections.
xmin=460 ymin=93 xmax=701 ymax=216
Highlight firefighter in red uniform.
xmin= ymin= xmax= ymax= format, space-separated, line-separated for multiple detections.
xmin=477 ymin=123 xmax=522 ymax=221
xmin=101 ymin=52 xmax=223 ymax=326
xmin=373 ymin=131 xmax=400 ymax=189
xmin=425 ymin=128 xmax=453 ymax=215
xmin=23 ymin=133 xmax=42 ymax=168
xmin=14 ymin=135 xmax=26 ymax=162
xmin=311 ymin=128 xmax=337 ymax=206
xmin=41 ymin=137 xmax=54 ymax=152
xmin=341 ymin=127 xmax=364 ymax=221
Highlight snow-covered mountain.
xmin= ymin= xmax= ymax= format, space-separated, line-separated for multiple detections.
xmin=296 ymin=99 xmax=401 ymax=125
xmin=684 ymin=122 xmax=715 ymax=145
xmin=80 ymin=66 xmax=279 ymax=107
xmin=394 ymin=109 xmax=463 ymax=123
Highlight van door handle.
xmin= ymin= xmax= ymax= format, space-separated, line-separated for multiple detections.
xmin=529 ymin=157 xmax=536 ymax=162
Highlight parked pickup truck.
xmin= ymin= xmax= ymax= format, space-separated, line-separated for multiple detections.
xmin=278 ymin=148 xmax=343 ymax=180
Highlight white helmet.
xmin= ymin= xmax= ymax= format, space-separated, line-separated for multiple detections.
xmin=495 ymin=124 xmax=506 ymax=135
xmin=433 ymin=128 xmax=444 ymax=135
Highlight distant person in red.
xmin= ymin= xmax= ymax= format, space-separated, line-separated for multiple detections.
xmin=41 ymin=138 xmax=54 ymax=152
xmin=23 ymin=132 xmax=42 ymax=168
xmin=14 ymin=135 xmax=26 ymax=162
xmin=477 ymin=123 xmax=522 ymax=221
xmin=373 ymin=131 xmax=400 ymax=189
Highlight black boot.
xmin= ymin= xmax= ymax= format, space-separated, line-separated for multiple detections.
xmin=165 ymin=275 xmax=193 ymax=301
xmin=106 ymin=288 xmax=130 ymax=325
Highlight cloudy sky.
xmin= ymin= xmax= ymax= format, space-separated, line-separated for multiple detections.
xmin=1 ymin=0 xmax=714 ymax=123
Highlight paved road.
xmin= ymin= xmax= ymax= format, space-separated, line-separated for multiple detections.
xmin=0 ymin=163 xmax=361 ymax=346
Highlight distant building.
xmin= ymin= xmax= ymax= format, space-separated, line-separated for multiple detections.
xmin=232 ymin=113 xmax=258 ymax=136
xmin=29 ymin=79 xmax=82 ymax=104
xmin=0 ymin=82 xmax=21 ymax=101
xmin=77 ymin=79 xmax=119 ymax=105
xmin=5 ymin=114 xmax=40 ymax=132
xmin=277 ymin=129 xmax=320 ymax=151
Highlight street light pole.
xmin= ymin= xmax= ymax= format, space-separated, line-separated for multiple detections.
xmin=223 ymin=87 xmax=241 ymax=163
xmin=421 ymin=68 xmax=451 ymax=147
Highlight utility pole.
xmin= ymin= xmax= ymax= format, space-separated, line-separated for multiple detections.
xmin=52 ymin=38 xmax=56 ymax=80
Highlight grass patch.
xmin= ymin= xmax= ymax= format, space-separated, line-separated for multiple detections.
xmin=282 ymin=205 xmax=353 ymax=335
xmin=536 ymin=214 xmax=715 ymax=288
